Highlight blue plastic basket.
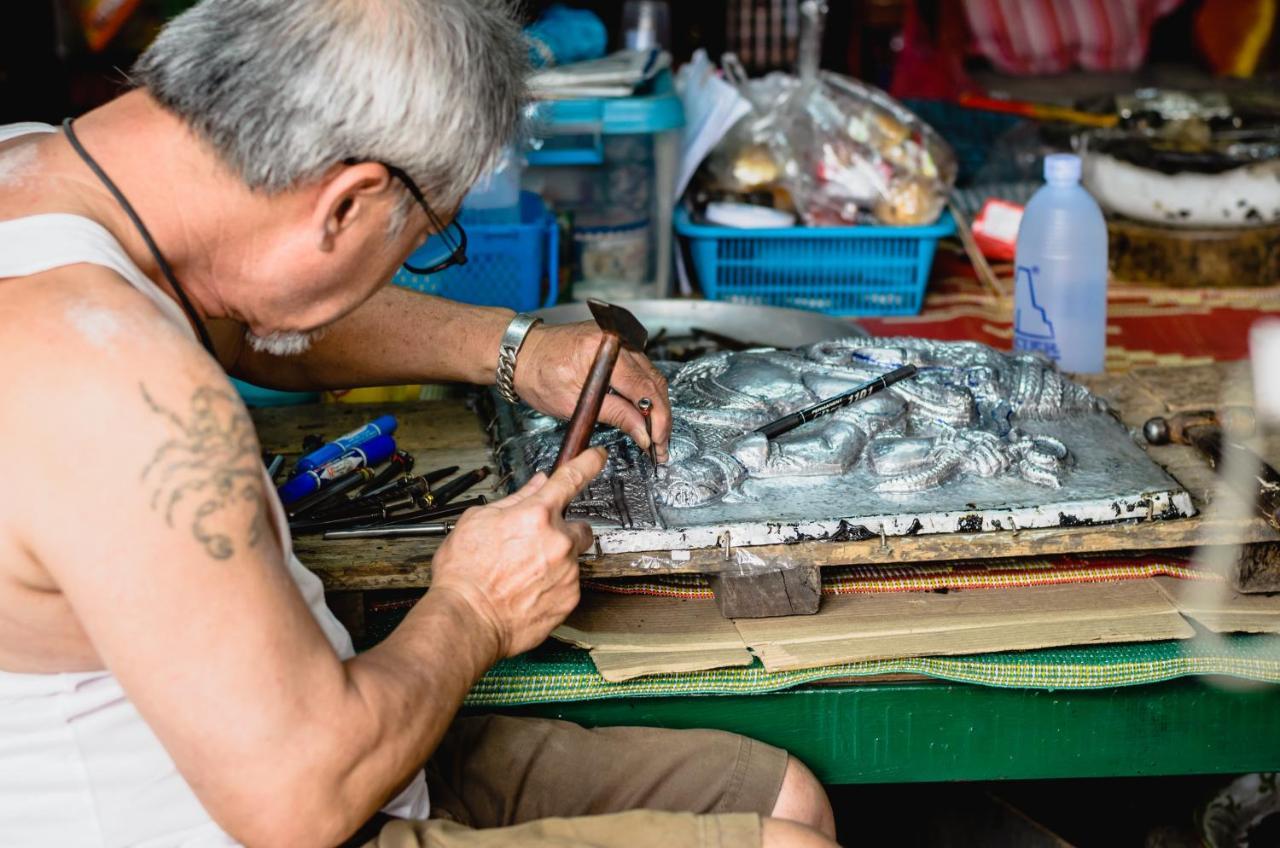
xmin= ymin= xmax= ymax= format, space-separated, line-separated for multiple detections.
xmin=675 ymin=208 xmax=955 ymax=317
xmin=392 ymin=191 xmax=559 ymax=312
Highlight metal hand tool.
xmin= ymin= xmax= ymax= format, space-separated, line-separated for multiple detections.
xmin=430 ymin=467 xmax=490 ymax=507
xmin=385 ymin=496 xmax=487 ymax=526
xmin=1144 ymin=408 xmax=1280 ymax=531
xmin=286 ymin=467 xmax=374 ymax=519
xmin=554 ymin=299 xmax=648 ymax=470
xmin=358 ymin=450 xmax=415 ymax=496
xmin=637 ymin=397 xmax=658 ymax=467
xmin=324 ymin=521 xmax=456 ymax=540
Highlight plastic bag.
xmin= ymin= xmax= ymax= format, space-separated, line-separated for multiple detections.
xmin=703 ymin=1 xmax=957 ymax=226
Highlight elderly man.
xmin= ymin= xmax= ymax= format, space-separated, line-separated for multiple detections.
xmin=0 ymin=1 xmax=838 ymax=846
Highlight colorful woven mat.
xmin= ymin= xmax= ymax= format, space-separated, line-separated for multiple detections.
xmin=581 ymin=556 xmax=1215 ymax=600
xmin=465 ymin=633 xmax=1280 ymax=707
xmin=857 ymin=247 xmax=1280 ymax=369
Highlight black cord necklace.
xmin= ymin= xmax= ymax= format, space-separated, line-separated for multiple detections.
xmin=61 ymin=117 xmax=217 ymax=357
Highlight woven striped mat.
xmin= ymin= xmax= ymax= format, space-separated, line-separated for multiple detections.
xmin=465 ymin=557 xmax=1280 ymax=707
xmin=466 ymin=635 xmax=1280 ymax=707
xmin=580 ymin=556 xmax=1217 ymax=600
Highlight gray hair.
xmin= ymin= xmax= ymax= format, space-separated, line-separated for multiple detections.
xmin=134 ymin=0 xmax=528 ymax=228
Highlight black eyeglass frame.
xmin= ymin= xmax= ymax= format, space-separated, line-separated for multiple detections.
xmin=344 ymin=158 xmax=468 ymax=275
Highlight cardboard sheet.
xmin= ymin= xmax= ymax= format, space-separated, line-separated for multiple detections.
xmin=554 ymin=595 xmax=754 ymax=682
xmin=1155 ymin=577 xmax=1280 ymax=634
xmin=734 ymin=581 xmax=1193 ymax=672
xmin=556 ymin=580 xmax=1196 ymax=681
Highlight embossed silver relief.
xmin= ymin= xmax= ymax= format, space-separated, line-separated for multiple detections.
xmin=649 ymin=338 xmax=1099 ymax=507
xmin=488 ymin=338 xmax=1195 ymax=555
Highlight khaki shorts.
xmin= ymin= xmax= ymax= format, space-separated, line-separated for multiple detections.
xmin=360 ymin=715 xmax=789 ymax=848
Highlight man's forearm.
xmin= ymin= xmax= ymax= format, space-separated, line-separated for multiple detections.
xmin=233 ymin=287 xmax=514 ymax=390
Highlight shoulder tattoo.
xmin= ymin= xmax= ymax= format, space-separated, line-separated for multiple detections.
xmin=139 ymin=383 xmax=266 ymax=560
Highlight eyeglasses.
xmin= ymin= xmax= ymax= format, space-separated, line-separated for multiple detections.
xmin=344 ymin=159 xmax=468 ymax=275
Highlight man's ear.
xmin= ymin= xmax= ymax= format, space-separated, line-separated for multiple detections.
xmin=314 ymin=162 xmax=395 ymax=252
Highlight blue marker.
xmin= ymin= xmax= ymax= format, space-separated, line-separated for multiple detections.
xmin=278 ymin=435 xmax=397 ymax=505
xmin=294 ymin=415 xmax=398 ymax=474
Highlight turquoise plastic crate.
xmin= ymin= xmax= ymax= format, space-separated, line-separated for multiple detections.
xmin=675 ymin=208 xmax=956 ymax=317
xmin=392 ymin=191 xmax=558 ymax=312
xmin=231 ymin=378 xmax=318 ymax=407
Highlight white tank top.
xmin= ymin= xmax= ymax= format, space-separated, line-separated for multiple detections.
xmin=0 ymin=123 xmax=429 ymax=846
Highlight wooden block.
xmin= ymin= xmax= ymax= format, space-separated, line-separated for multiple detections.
xmin=707 ymin=563 xmax=821 ymax=619
xmin=1232 ymin=542 xmax=1280 ymax=594
xmin=1107 ymin=217 xmax=1280 ymax=289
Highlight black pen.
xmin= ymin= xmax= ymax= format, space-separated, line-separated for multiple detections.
xmin=752 ymin=364 xmax=918 ymax=440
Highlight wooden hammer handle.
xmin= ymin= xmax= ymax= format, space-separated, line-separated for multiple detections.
xmin=554 ymin=334 xmax=621 ymax=471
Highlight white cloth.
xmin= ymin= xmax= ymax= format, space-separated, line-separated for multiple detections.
xmin=0 ymin=122 xmax=429 ymax=846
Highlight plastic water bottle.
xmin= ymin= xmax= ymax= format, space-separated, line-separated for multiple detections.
xmin=461 ymin=147 xmax=522 ymax=225
xmin=1012 ymin=153 xmax=1108 ymax=373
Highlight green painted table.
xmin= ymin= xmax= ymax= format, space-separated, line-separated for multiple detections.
xmin=492 ymin=678 xmax=1280 ymax=784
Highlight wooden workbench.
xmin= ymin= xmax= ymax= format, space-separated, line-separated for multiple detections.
xmin=250 ymin=361 xmax=1280 ymax=591
xmin=248 ymin=360 xmax=1280 ymax=786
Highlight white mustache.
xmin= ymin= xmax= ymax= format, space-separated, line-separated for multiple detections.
xmin=244 ymin=328 xmax=324 ymax=357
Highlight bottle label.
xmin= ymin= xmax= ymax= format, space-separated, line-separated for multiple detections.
xmin=1012 ymin=264 xmax=1061 ymax=361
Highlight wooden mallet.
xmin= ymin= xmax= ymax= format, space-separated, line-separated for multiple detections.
xmin=553 ymin=299 xmax=649 ymax=470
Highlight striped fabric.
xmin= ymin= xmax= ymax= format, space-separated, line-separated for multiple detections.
xmin=581 ymin=556 xmax=1215 ymax=600
xmin=962 ymin=0 xmax=1184 ymax=74
xmin=727 ymin=0 xmax=800 ymax=73
xmin=466 ymin=635 xmax=1280 ymax=706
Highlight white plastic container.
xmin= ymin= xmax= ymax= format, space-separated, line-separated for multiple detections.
xmin=523 ymin=69 xmax=684 ymax=300
xmin=462 ymin=148 xmax=522 ymax=225
xmin=1013 ymin=153 xmax=1109 ymax=374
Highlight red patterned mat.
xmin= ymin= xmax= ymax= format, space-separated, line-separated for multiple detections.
xmin=858 ymin=246 xmax=1280 ymax=369
xmin=581 ymin=555 xmax=1216 ymax=600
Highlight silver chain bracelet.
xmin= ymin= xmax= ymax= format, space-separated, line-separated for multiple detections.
xmin=495 ymin=314 xmax=542 ymax=404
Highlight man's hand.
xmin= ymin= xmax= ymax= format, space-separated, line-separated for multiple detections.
xmin=514 ymin=321 xmax=672 ymax=463
xmin=429 ymin=447 xmax=607 ymax=658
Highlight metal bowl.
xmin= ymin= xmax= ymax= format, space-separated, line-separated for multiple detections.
xmin=533 ymin=300 xmax=866 ymax=348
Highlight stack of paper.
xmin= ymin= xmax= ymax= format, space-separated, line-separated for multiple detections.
xmin=529 ymin=49 xmax=668 ymax=100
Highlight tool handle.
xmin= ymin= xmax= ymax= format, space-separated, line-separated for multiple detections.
xmin=432 ymin=467 xmax=490 ymax=507
xmin=554 ymin=334 xmax=621 ymax=470
xmin=1187 ymin=426 xmax=1280 ymax=529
